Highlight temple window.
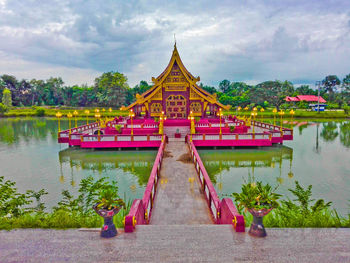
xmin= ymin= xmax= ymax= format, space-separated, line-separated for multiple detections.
xmin=151 ymin=103 xmax=162 ymax=113
xmin=190 ymin=102 xmax=202 ymax=113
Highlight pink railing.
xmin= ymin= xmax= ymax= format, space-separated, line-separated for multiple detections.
xmin=252 ymin=120 xmax=293 ymax=134
xmin=191 ymin=133 xmax=271 ymax=141
xmin=187 ymin=138 xmax=245 ymax=232
xmin=124 ymin=136 xmax=166 ymax=232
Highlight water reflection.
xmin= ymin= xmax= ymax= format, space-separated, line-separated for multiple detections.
xmin=340 ymin=122 xmax=350 ymax=148
xmin=320 ymin=122 xmax=339 ymax=142
xmin=200 ymin=146 xmax=293 ymax=185
xmin=59 ymin=148 xmax=155 ymax=187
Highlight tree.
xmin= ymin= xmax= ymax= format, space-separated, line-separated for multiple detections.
xmin=342 ymin=74 xmax=350 ymax=91
xmin=94 ymin=72 xmax=129 ymax=107
xmin=296 ymin=85 xmax=316 ymax=95
xmin=2 ymin=88 xmax=12 ymax=108
xmin=199 ymin=83 xmax=217 ymax=94
xmin=250 ymin=80 xmax=294 ymax=109
xmin=322 ymin=75 xmax=340 ymax=101
xmin=219 ymin=79 xmax=230 ymax=93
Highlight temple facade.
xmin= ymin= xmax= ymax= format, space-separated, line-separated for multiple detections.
xmin=122 ymin=44 xmax=229 ymax=119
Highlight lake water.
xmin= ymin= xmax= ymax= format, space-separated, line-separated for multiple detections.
xmin=198 ymin=120 xmax=350 ymax=216
xmin=0 ymin=118 xmax=157 ymax=209
xmin=0 ymin=118 xmax=349 ymax=215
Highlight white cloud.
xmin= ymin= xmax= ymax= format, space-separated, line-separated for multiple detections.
xmin=0 ymin=0 xmax=349 ymax=87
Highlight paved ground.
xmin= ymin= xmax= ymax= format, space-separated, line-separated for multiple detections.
xmin=150 ymin=141 xmax=213 ymax=225
xmin=0 ymin=226 xmax=349 ymax=262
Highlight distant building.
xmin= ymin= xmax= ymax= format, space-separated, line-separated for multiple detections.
xmin=285 ymin=95 xmax=327 ymax=111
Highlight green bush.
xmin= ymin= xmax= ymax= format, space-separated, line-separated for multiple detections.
xmin=0 ymin=103 xmax=8 ymax=114
xmin=0 ymin=175 xmax=130 ymax=230
xmin=35 ymin=107 xmax=45 ymax=116
xmin=342 ymin=103 xmax=350 ymax=115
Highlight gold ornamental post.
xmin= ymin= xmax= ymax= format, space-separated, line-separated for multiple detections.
xmin=273 ymin=108 xmax=277 ymax=127
xmin=217 ymin=108 xmax=223 ymax=135
xmin=95 ymin=112 xmax=101 ymax=137
xmin=129 ymin=109 xmax=135 ymax=136
xmin=290 ymin=109 xmax=295 ymax=128
xmin=73 ymin=110 xmax=78 ymax=128
xmin=278 ymin=110 xmax=285 ymax=133
xmin=56 ymin=112 xmax=62 ymax=132
xmin=260 ymin=108 xmax=265 ymax=122
xmin=84 ymin=110 xmax=90 ymax=125
xmin=67 ymin=112 xmax=73 ymax=134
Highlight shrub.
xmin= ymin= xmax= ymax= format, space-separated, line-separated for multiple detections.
xmin=342 ymin=103 xmax=350 ymax=115
xmin=230 ymin=126 xmax=235 ymax=132
xmin=0 ymin=103 xmax=8 ymax=114
xmin=35 ymin=107 xmax=45 ymax=116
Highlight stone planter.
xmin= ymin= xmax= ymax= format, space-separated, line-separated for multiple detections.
xmin=174 ymin=133 xmax=181 ymax=138
xmin=93 ymin=203 xmax=121 ymax=238
xmin=247 ymin=207 xmax=273 ymax=237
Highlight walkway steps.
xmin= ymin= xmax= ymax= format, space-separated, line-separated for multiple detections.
xmin=1 ymin=227 xmax=349 ymax=262
xmin=150 ymin=141 xmax=213 ymax=225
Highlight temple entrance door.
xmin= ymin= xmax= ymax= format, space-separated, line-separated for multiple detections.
xmin=166 ymin=95 xmax=187 ymax=119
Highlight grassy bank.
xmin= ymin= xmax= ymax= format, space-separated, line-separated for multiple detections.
xmin=225 ymin=109 xmax=349 ymax=119
xmin=1 ymin=106 xmax=349 ymax=119
xmin=1 ymin=106 xmax=128 ymax=118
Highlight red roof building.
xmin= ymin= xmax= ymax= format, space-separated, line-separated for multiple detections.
xmin=285 ymin=95 xmax=326 ymax=103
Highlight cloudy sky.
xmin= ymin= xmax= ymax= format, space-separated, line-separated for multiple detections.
xmin=0 ymin=0 xmax=349 ymax=88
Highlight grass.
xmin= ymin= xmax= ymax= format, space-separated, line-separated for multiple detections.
xmin=1 ymin=107 xmax=349 ymax=118
xmin=0 ymin=205 xmax=130 ymax=230
xmin=225 ymin=109 xmax=349 ymax=119
xmin=2 ymin=106 xmax=128 ymax=117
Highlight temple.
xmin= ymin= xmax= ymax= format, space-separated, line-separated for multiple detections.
xmin=121 ymin=44 xmax=230 ymax=118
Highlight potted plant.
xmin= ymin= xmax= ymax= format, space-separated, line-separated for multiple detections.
xmin=175 ymin=128 xmax=181 ymax=138
xmin=232 ymin=181 xmax=281 ymax=237
xmin=93 ymin=188 xmax=125 ymax=238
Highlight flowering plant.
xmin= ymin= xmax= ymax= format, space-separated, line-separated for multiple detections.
xmin=232 ymin=181 xmax=281 ymax=210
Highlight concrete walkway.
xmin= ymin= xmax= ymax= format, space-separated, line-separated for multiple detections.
xmin=1 ymin=227 xmax=349 ymax=262
xmin=150 ymin=141 xmax=213 ymax=225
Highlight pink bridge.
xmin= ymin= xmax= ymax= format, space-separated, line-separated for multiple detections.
xmin=57 ymin=116 xmax=293 ymax=233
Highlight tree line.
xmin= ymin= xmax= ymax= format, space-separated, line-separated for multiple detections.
xmin=1 ymin=72 xmax=350 ymax=110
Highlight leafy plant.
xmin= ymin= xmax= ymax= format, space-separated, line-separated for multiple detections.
xmin=35 ymin=107 xmax=45 ymax=116
xmin=0 ymin=103 xmax=8 ymax=114
xmin=115 ymin=124 xmax=122 ymax=133
xmin=232 ymin=181 xmax=281 ymax=210
xmin=96 ymin=188 xmax=125 ymax=210
xmin=230 ymin=126 xmax=235 ymax=132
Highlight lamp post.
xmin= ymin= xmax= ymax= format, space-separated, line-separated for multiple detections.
xmin=67 ymin=112 xmax=73 ymax=134
xmin=94 ymin=108 xmax=99 ymax=124
xmin=273 ymin=108 xmax=277 ymax=127
xmin=237 ymin=106 xmax=241 ymax=118
xmin=95 ymin=112 xmax=101 ymax=136
xmin=315 ymin=81 xmax=321 ymax=113
xmin=159 ymin=111 xmax=166 ymax=141
xmin=129 ymin=109 xmax=135 ymax=136
xmin=56 ymin=112 xmax=62 ymax=132
xmin=278 ymin=110 xmax=285 ymax=133
xmin=260 ymin=108 xmax=265 ymax=122
xmin=73 ymin=110 xmax=78 ymax=128
xmin=290 ymin=109 xmax=295 ymax=128
xmin=217 ymin=108 xmax=223 ymax=135
xmin=84 ymin=110 xmax=90 ymax=125
xmin=251 ymin=111 xmax=257 ymax=134
xmin=188 ymin=111 xmax=195 ymax=141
